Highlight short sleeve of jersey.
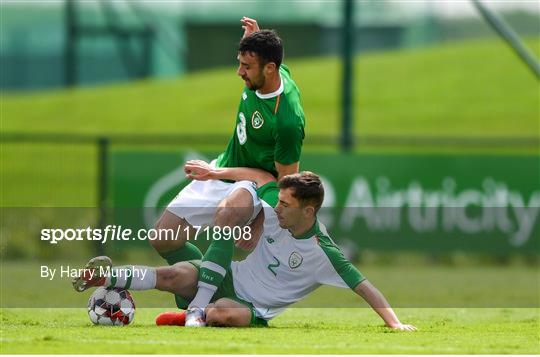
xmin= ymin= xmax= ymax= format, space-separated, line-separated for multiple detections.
xmin=316 ymin=236 xmax=365 ymax=290
xmin=274 ymin=102 xmax=305 ymax=165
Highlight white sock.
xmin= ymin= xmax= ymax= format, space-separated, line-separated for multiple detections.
xmin=105 ymin=265 xmax=156 ymax=290
xmin=188 ymin=284 xmax=217 ymax=309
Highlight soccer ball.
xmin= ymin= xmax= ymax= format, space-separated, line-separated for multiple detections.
xmin=87 ymin=287 xmax=135 ymax=326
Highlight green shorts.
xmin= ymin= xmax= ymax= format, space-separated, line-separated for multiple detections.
xmin=174 ymin=260 xmax=268 ymax=327
xmin=256 ymin=181 xmax=279 ymax=207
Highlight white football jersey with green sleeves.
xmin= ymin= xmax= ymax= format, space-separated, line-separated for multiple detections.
xmin=231 ymin=202 xmax=365 ymax=320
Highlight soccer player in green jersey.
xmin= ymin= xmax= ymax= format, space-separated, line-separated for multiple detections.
xmin=74 ymin=171 xmax=416 ymax=331
xmin=217 ymin=23 xmax=305 ymax=181
xmin=149 ymin=18 xmax=306 ymax=325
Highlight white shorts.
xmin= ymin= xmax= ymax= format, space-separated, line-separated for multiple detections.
xmin=166 ymin=179 xmax=262 ymax=228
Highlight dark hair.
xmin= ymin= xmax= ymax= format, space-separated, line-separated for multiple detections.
xmin=278 ymin=171 xmax=324 ymax=213
xmin=238 ymin=29 xmax=283 ymax=68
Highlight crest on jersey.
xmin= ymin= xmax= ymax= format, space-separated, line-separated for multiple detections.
xmin=251 ymin=111 xmax=264 ymax=129
xmin=288 ymin=251 xmax=303 ymax=269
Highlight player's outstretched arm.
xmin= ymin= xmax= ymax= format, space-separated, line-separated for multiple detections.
xmin=184 ymin=159 xmax=275 ymax=187
xmin=354 ymin=280 xmax=417 ymax=331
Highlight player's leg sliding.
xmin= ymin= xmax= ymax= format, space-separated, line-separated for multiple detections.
xmin=72 ymin=256 xmax=157 ymax=292
xmin=185 ymin=235 xmax=234 ymax=327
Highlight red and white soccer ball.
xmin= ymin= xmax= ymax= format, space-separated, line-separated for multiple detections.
xmin=88 ymin=287 xmax=135 ymax=326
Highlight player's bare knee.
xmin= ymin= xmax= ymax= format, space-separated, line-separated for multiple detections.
xmin=215 ymin=191 xmax=253 ymax=227
xmin=214 ymin=206 xmax=241 ymax=228
xmin=206 ymin=307 xmax=234 ymax=327
xmin=228 ymin=188 xmax=254 ymax=210
xmin=155 ymin=266 xmax=178 ymax=292
xmin=205 ymin=307 xmax=217 ymax=324
xmin=156 ymin=263 xmax=194 ymax=293
xmin=204 ymin=307 xmax=218 ymax=325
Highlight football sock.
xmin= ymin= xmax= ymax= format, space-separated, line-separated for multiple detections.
xmin=189 ymin=231 xmax=234 ymax=309
xmin=159 ymin=243 xmax=203 ymax=265
xmin=105 ymin=266 xmax=157 ymax=290
xmin=188 ymin=285 xmax=216 ymax=310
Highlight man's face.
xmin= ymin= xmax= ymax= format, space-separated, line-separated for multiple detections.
xmin=274 ymin=188 xmax=304 ymax=230
xmin=237 ymin=51 xmax=266 ymax=91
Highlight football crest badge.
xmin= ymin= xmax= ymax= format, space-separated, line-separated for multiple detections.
xmin=251 ymin=111 xmax=264 ymax=129
xmin=288 ymin=252 xmax=303 ymax=269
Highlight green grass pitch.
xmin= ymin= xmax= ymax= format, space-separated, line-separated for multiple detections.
xmin=1 ymin=308 xmax=539 ymax=354
xmin=1 ymin=262 xmax=539 ymax=353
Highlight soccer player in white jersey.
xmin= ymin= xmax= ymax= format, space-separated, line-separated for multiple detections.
xmin=74 ymin=170 xmax=416 ymax=331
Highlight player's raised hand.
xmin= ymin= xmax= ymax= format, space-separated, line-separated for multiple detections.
xmin=184 ymin=160 xmax=213 ymax=181
xmin=241 ymin=17 xmax=260 ymax=38
xmin=389 ymin=323 xmax=417 ymax=331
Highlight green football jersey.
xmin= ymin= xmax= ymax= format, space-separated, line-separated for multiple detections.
xmin=216 ymin=64 xmax=305 ymax=179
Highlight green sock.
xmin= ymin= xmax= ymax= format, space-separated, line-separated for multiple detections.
xmin=189 ymin=232 xmax=234 ymax=308
xmin=199 ymin=237 xmax=234 ymax=287
xmin=159 ymin=242 xmax=203 ymax=266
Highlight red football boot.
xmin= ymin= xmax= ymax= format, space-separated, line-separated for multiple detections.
xmin=155 ymin=311 xmax=186 ymax=326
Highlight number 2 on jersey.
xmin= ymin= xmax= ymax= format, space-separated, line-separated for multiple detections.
xmin=267 ymin=256 xmax=280 ymax=276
